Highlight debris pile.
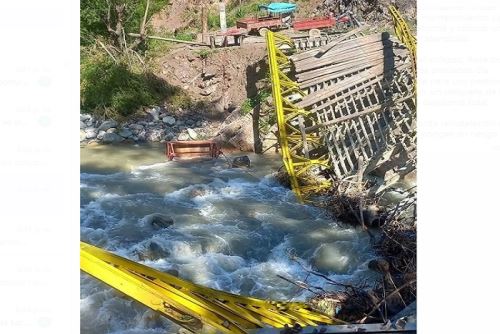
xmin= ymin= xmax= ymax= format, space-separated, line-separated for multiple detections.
xmin=301 ymin=182 xmax=416 ymax=323
xmin=289 ymin=30 xmax=416 ymax=184
xmin=315 ymin=0 xmax=416 ymax=25
xmin=270 ymin=24 xmax=417 ymax=324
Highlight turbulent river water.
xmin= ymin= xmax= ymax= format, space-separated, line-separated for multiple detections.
xmin=80 ymin=144 xmax=377 ymax=334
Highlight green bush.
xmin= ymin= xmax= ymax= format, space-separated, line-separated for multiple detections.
xmin=81 ymin=56 xmax=180 ymax=118
xmin=174 ymin=31 xmax=195 ymax=41
xmin=208 ymin=10 xmax=221 ymax=30
xmin=195 ymin=48 xmax=218 ymax=60
xmin=240 ymin=89 xmax=270 ymax=115
xmin=241 ymin=98 xmax=253 ymax=115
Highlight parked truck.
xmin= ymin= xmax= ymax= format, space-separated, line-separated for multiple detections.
xmin=236 ymin=2 xmax=358 ymax=36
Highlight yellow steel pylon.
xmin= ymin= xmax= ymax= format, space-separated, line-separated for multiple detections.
xmin=265 ymin=32 xmax=331 ymax=203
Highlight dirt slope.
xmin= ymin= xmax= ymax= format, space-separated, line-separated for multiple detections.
xmin=157 ymin=43 xmax=268 ymax=115
xmin=150 ymin=1 xmax=194 ymax=33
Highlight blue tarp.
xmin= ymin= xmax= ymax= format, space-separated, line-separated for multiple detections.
xmin=259 ymin=3 xmax=297 ymax=14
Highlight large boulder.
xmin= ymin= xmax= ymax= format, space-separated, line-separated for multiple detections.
xmin=80 ymin=130 xmax=87 ymax=142
xmin=118 ymin=128 xmax=133 ymax=138
xmin=187 ymin=128 xmax=198 ymax=140
xmin=214 ymin=112 xmax=254 ymax=151
xmin=162 ymin=116 xmax=176 ymax=126
xmin=137 ymin=131 xmax=146 ymax=141
xmin=164 ymin=132 xmax=176 ymax=141
xmin=177 ymin=132 xmax=190 ymax=141
xmin=80 ymin=121 xmax=87 ymax=129
xmin=80 ymin=114 xmax=91 ymax=122
xmin=144 ymin=213 xmax=174 ymax=229
xmin=85 ymin=128 xmax=97 ymax=139
xmin=146 ymin=129 xmax=164 ymax=142
xmin=147 ymin=107 xmax=160 ymax=121
xmin=96 ymin=130 xmax=106 ymax=140
xmin=97 ymin=119 xmax=118 ymax=132
xmin=101 ymin=132 xmax=124 ymax=144
xmin=129 ymin=123 xmax=144 ymax=131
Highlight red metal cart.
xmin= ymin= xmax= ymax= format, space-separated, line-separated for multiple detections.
xmin=166 ymin=140 xmax=221 ymax=161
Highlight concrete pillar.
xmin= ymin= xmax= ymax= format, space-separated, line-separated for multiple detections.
xmin=219 ymin=1 xmax=227 ymax=32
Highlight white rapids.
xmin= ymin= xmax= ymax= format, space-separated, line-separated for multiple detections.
xmin=80 ymin=145 xmax=377 ymax=334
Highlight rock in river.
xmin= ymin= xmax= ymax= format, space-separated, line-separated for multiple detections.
xmin=232 ymin=156 xmax=251 ymax=168
xmin=144 ymin=213 xmax=174 ymax=229
xmin=101 ymin=132 xmax=124 ymax=144
xmin=311 ymin=242 xmax=352 ymax=274
xmin=134 ymin=241 xmax=170 ymax=261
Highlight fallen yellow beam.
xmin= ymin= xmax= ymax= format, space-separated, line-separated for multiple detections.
xmin=80 ymin=241 xmax=337 ymax=333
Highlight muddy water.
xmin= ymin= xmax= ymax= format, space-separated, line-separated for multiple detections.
xmin=80 ymin=144 xmax=377 ymax=334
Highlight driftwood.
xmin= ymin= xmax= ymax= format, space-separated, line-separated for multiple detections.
xmin=362 ymin=279 xmax=416 ymax=323
xmin=300 ymin=185 xmax=416 ymax=323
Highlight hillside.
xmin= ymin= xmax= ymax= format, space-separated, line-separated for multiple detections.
xmin=80 ymin=0 xmax=417 ymax=150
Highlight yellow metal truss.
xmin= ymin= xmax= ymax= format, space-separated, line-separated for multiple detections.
xmin=389 ymin=5 xmax=417 ymax=81
xmin=266 ymin=32 xmax=331 ymax=203
xmin=80 ymin=241 xmax=338 ymax=333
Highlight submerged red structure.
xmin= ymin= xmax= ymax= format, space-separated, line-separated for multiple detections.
xmin=166 ymin=140 xmax=221 ymax=160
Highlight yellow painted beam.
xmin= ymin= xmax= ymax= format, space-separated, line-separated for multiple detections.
xmin=80 ymin=242 xmax=336 ymax=334
xmin=265 ymin=31 xmax=334 ymax=203
xmin=389 ymin=5 xmax=416 ymax=93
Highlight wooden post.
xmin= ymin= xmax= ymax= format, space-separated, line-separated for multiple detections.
xmin=201 ymin=4 xmax=208 ymax=44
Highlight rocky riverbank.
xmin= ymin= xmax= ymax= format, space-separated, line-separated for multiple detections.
xmin=80 ymin=105 xmax=256 ymax=152
xmin=80 ymin=107 xmax=208 ymax=145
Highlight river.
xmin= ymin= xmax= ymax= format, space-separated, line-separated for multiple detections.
xmin=80 ymin=144 xmax=377 ymax=334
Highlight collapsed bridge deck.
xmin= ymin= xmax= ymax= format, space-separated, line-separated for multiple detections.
xmin=266 ymin=8 xmax=416 ymax=202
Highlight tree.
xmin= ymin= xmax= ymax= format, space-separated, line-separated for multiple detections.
xmin=80 ymin=0 xmax=168 ymax=50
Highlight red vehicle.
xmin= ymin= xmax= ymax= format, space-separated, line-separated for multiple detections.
xmin=236 ymin=16 xmax=286 ymax=36
xmin=292 ymin=16 xmax=336 ymax=31
xmin=236 ymin=8 xmax=358 ymax=36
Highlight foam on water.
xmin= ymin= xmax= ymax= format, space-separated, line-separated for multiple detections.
xmin=81 ymin=151 xmax=377 ymax=334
